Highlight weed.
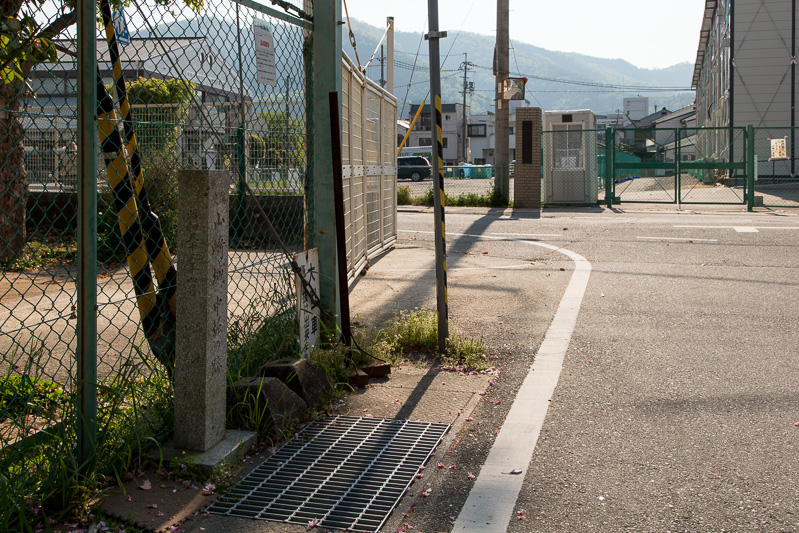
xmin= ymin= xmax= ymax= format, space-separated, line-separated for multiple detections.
xmin=395 ymin=185 xmax=511 ymax=208
xmin=0 ymin=238 xmax=76 ymax=271
xmin=397 ymin=185 xmax=412 ymax=205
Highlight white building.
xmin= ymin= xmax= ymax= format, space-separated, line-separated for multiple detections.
xmin=466 ymin=100 xmax=527 ymax=165
xmin=623 ymin=97 xmax=650 ymax=122
xmin=406 ymin=103 xmax=470 ymax=165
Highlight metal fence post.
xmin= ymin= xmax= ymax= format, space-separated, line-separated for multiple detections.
xmin=605 ymin=127 xmax=613 ymax=208
xmin=747 ymin=125 xmax=755 ymax=211
xmin=77 ymin=0 xmax=98 ymax=474
xmin=234 ymin=126 xmax=247 ymax=243
xmin=677 ymin=127 xmax=682 ymax=210
xmin=311 ymin=0 xmax=343 ymax=330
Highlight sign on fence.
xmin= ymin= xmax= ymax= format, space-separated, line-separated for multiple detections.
xmin=294 ymin=249 xmax=320 ymax=358
xmin=769 ymin=137 xmax=788 ymax=161
xmin=254 ymin=19 xmax=276 ymax=86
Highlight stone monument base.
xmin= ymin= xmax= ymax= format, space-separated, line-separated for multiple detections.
xmin=155 ymin=430 xmax=257 ymax=477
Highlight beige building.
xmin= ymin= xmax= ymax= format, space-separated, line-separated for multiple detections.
xmin=693 ymin=0 xmax=798 ymax=173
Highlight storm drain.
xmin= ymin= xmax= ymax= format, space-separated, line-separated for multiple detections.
xmin=207 ymin=416 xmax=449 ymax=531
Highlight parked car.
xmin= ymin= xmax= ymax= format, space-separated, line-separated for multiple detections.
xmin=397 ymin=156 xmax=432 ymax=181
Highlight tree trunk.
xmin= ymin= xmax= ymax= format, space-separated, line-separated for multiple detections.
xmin=0 ymin=80 xmax=27 ymax=264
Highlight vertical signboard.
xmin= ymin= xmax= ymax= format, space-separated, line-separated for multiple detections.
xmin=254 ymin=19 xmax=277 ymax=86
xmin=295 ymin=249 xmax=320 ymax=358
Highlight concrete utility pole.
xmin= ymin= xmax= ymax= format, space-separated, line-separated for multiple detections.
xmin=495 ymin=0 xmax=510 ymax=201
xmin=426 ymin=0 xmax=449 ymax=351
xmin=461 ymin=52 xmax=468 ymax=163
xmin=379 ymin=45 xmax=385 ymax=88
xmin=387 ymin=16 xmax=394 ymax=96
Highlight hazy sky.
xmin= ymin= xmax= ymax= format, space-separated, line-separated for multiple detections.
xmin=341 ymin=0 xmax=706 ymax=70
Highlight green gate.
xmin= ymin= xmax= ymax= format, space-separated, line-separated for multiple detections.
xmin=606 ymin=127 xmax=749 ymax=206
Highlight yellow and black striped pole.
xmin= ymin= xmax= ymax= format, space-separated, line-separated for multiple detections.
xmin=95 ymin=74 xmax=163 ymax=352
xmin=426 ymin=0 xmax=449 ymax=351
xmin=94 ymin=1 xmax=177 ymax=374
xmin=100 ymin=0 xmax=177 ymax=326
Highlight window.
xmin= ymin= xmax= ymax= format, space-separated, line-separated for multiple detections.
xmin=418 ymin=137 xmax=433 ymax=146
xmin=468 ymin=124 xmax=487 ymax=137
xmin=445 ymin=114 xmax=451 ymax=121
xmin=508 ymin=127 xmax=514 ymax=135
xmin=443 ymin=137 xmax=448 ymax=148
xmin=552 ymin=124 xmax=583 ymax=169
xmin=416 ymin=115 xmax=432 ymax=131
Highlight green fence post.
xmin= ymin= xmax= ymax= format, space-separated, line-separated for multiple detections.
xmin=77 ymin=0 xmax=97 ymax=475
xmin=677 ymin=127 xmax=682 ymax=209
xmin=605 ymin=127 xmax=613 ymax=208
xmin=234 ymin=126 xmax=247 ymax=244
xmin=311 ymin=0 xmax=343 ymax=331
xmin=747 ymin=125 xmax=755 ymax=211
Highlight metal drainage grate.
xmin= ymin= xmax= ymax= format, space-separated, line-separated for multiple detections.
xmin=208 ymin=416 xmax=449 ymax=531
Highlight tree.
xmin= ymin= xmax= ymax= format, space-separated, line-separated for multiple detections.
xmin=0 ymin=0 xmax=201 ymax=263
xmin=254 ymin=111 xmax=306 ymax=170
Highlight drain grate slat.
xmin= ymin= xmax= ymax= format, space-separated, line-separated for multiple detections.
xmin=208 ymin=416 xmax=448 ymax=531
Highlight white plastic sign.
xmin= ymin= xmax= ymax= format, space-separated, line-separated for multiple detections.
xmin=254 ymin=19 xmax=277 ymax=86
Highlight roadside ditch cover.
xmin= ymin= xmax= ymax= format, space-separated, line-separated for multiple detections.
xmin=207 ymin=415 xmax=449 ymax=531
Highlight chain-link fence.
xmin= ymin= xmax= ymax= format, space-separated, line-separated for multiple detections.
xmin=753 ymin=127 xmax=799 ymax=208
xmin=396 ymin=164 xmax=514 ymax=206
xmin=1 ymin=0 xmax=314 ymax=526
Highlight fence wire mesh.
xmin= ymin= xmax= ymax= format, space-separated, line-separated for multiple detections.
xmin=1 ymin=0 xmax=313 ymax=526
xmin=753 ymin=127 xmax=799 ymax=208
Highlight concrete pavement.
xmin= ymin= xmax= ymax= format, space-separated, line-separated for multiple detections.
xmin=102 ymin=205 xmax=799 ymax=532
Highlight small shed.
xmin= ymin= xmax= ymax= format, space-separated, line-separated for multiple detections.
xmin=543 ymin=110 xmax=598 ymax=205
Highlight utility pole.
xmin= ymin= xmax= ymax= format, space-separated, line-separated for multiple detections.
xmin=387 ymin=16 xmax=394 ymax=96
xmin=379 ymin=45 xmax=385 ymax=88
xmin=461 ymin=52 xmax=468 ymax=163
xmin=426 ymin=0 xmax=449 ymax=351
xmin=494 ymin=0 xmax=510 ymax=202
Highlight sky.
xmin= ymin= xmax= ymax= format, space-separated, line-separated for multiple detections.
xmin=341 ymin=0 xmax=706 ymax=70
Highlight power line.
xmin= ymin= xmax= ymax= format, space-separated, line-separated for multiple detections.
xmin=466 ymin=60 xmax=692 ymax=92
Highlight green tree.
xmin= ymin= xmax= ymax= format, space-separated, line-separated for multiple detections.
xmin=253 ymin=111 xmax=306 ymax=170
xmin=0 ymin=0 xmax=201 ymax=263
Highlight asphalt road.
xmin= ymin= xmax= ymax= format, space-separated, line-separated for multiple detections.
xmin=386 ymin=206 xmax=799 ymax=532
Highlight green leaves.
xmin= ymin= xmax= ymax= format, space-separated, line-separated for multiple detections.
xmin=1 ymin=15 xmax=57 ymax=84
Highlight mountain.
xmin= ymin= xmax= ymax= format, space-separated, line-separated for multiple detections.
xmin=344 ymin=18 xmax=696 ymax=119
xmin=143 ymin=15 xmax=695 ymax=119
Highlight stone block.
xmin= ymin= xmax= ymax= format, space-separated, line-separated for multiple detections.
xmin=174 ymin=170 xmax=230 ymax=452
xmin=228 ymin=377 xmax=308 ymax=436
xmin=258 ymin=358 xmax=332 ymax=408
xmin=348 ymin=368 xmax=370 ymax=388
xmin=359 ymin=362 xmax=392 ymax=377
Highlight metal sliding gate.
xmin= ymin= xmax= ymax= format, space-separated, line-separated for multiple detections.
xmin=605 ymin=127 xmax=750 ymax=206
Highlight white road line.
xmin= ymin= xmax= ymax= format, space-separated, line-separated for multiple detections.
xmin=637 ymin=236 xmax=718 ymax=242
xmin=368 ymin=264 xmax=534 ymax=272
xmin=414 ymin=231 xmax=590 ymax=532
xmin=488 ymin=232 xmax=563 ymax=237
xmin=675 ymin=225 xmax=799 ymax=232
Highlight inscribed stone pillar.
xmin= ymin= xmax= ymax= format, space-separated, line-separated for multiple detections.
xmin=514 ymin=108 xmax=542 ymax=209
xmin=174 ymin=170 xmax=229 ymax=452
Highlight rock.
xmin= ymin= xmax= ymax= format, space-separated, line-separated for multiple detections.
xmin=227 ymin=377 xmax=307 ymax=436
xmin=258 ymin=358 xmax=332 ymax=408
